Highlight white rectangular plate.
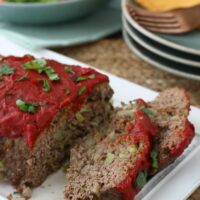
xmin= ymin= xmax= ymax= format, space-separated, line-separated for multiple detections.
xmin=0 ymin=36 xmax=200 ymax=200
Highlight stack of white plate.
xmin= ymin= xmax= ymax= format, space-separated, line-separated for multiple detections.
xmin=122 ymin=0 xmax=200 ymax=80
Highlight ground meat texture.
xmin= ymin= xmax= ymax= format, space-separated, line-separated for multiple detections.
xmin=65 ymin=104 xmax=156 ymax=200
xmin=0 ymin=84 xmax=113 ymax=187
xmin=114 ymin=88 xmax=194 ymax=174
xmin=148 ymin=88 xmax=194 ymax=173
xmin=65 ymin=88 xmax=195 ymax=200
xmin=0 ymin=55 xmax=114 ymax=188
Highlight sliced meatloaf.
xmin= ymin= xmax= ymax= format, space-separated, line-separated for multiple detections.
xmin=112 ymin=88 xmax=194 ymax=173
xmin=148 ymin=88 xmax=194 ymax=173
xmin=65 ymin=102 xmax=157 ymax=200
xmin=0 ymin=55 xmax=113 ymax=188
xmin=65 ymin=88 xmax=195 ymax=200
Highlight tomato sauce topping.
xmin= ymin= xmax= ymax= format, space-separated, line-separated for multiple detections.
xmin=116 ymin=101 xmax=157 ymax=200
xmin=170 ymin=120 xmax=194 ymax=157
xmin=0 ymin=55 xmax=109 ymax=148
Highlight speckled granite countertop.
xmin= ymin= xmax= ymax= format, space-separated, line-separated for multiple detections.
xmin=55 ymin=38 xmax=200 ymax=200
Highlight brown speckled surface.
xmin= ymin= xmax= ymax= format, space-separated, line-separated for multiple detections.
xmin=55 ymin=39 xmax=200 ymax=199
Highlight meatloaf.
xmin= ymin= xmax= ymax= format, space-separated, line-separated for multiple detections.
xmin=148 ymin=87 xmax=194 ymax=173
xmin=0 ymin=55 xmax=113 ymax=188
xmin=65 ymin=88 xmax=195 ymax=200
xmin=115 ymin=88 xmax=194 ymax=173
xmin=65 ymin=102 xmax=157 ymax=200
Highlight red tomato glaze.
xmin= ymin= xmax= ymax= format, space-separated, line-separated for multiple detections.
xmin=0 ymin=55 xmax=109 ymax=148
xmin=116 ymin=102 xmax=157 ymax=200
xmin=170 ymin=120 xmax=195 ymax=157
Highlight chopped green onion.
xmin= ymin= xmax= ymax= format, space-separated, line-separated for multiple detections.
xmin=38 ymin=67 xmax=59 ymax=81
xmin=39 ymin=79 xmax=51 ymax=92
xmin=140 ymin=105 xmax=154 ymax=116
xmin=16 ymin=99 xmax=43 ymax=113
xmin=12 ymin=191 xmax=21 ymax=197
xmin=75 ymin=112 xmax=84 ymax=123
xmin=13 ymin=191 xmax=20 ymax=195
xmin=127 ymin=145 xmax=137 ymax=154
xmin=105 ymin=153 xmax=115 ymax=164
xmin=23 ymin=59 xmax=60 ymax=81
xmin=23 ymin=59 xmax=46 ymax=70
xmin=89 ymin=74 xmax=96 ymax=79
xmin=0 ymin=76 xmax=3 ymax=81
xmin=76 ymin=76 xmax=86 ymax=82
xmin=0 ymin=64 xmax=14 ymax=75
xmin=15 ymin=74 xmax=28 ymax=82
xmin=78 ymin=86 xmax=87 ymax=96
xmin=64 ymin=66 xmax=75 ymax=74
xmin=151 ymin=150 xmax=158 ymax=168
xmin=136 ymin=171 xmax=147 ymax=188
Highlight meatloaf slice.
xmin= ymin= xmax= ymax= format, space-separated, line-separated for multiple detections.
xmin=113 ymin=88 xmax=194 ymax=173
xmin=65 ymin=103 xmax=157 ymax=200
xmin=148 ymin=87 xmax=194 ymax=173
xmin=0 ymin=55 xmax=113 ymax=188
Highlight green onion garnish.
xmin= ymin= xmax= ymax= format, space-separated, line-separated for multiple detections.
xmin=16 ymin=74 xmax=28 ymax=82
xmin=136 ymin=171 xmax=147 ymax=188
xmin=105 ymin=153 xmax=115 ymax=164
xmin=64 ymin=67 xmax=75 ymax=74
xmin=39 ymin=79 xmax=51 ymax=92
xmin=78 ymin=86 xmax=87 ymax=96
xmin=23 ymin=59 xmax=46 ymax=70
xmin=16 ymin=99 xmax=43 ymax=113
xmin=75 ymin=112 xmax=84 ymax=123
xmin=76 ymin=76 xmax=86 ymax=82
xmin=23 ymin=59 xmax=60 ymax=81
xmin=89 ymin=74 xmax=95 ymax=79
xmin=38 ymin=67 xmax=59 ymax=81
xmin=140 ymin=105 xmax=154 ymax=116
xmin=0 ymin=64 xmax=14 ymax=75
xmin=151 ymin=150 xmax=158 ymax=168
xmin=127 ymin=145 xmax=137 ymax=154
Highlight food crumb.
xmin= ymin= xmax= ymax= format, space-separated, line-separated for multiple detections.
xmin=7 ymin=193 xmax=26 ymax=200
xmin=21 ymin=186 xmax=32 ymax=199
xmin=7 ymin=185 xmax=32 ymax=200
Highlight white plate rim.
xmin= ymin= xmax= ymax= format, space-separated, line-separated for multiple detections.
xmin=123 ymin=29 xmax=200 ymax=81
xmin=122 ymin=0 xmax=200 ymax=56
xmin=123 ymin=17 xmax=200 ymax=68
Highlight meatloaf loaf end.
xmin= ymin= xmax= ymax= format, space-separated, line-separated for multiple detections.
xmin=0 ymin=55 xmax=113 ymax=188
xmin=148 ymin=87 xmax=194 ymax=173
